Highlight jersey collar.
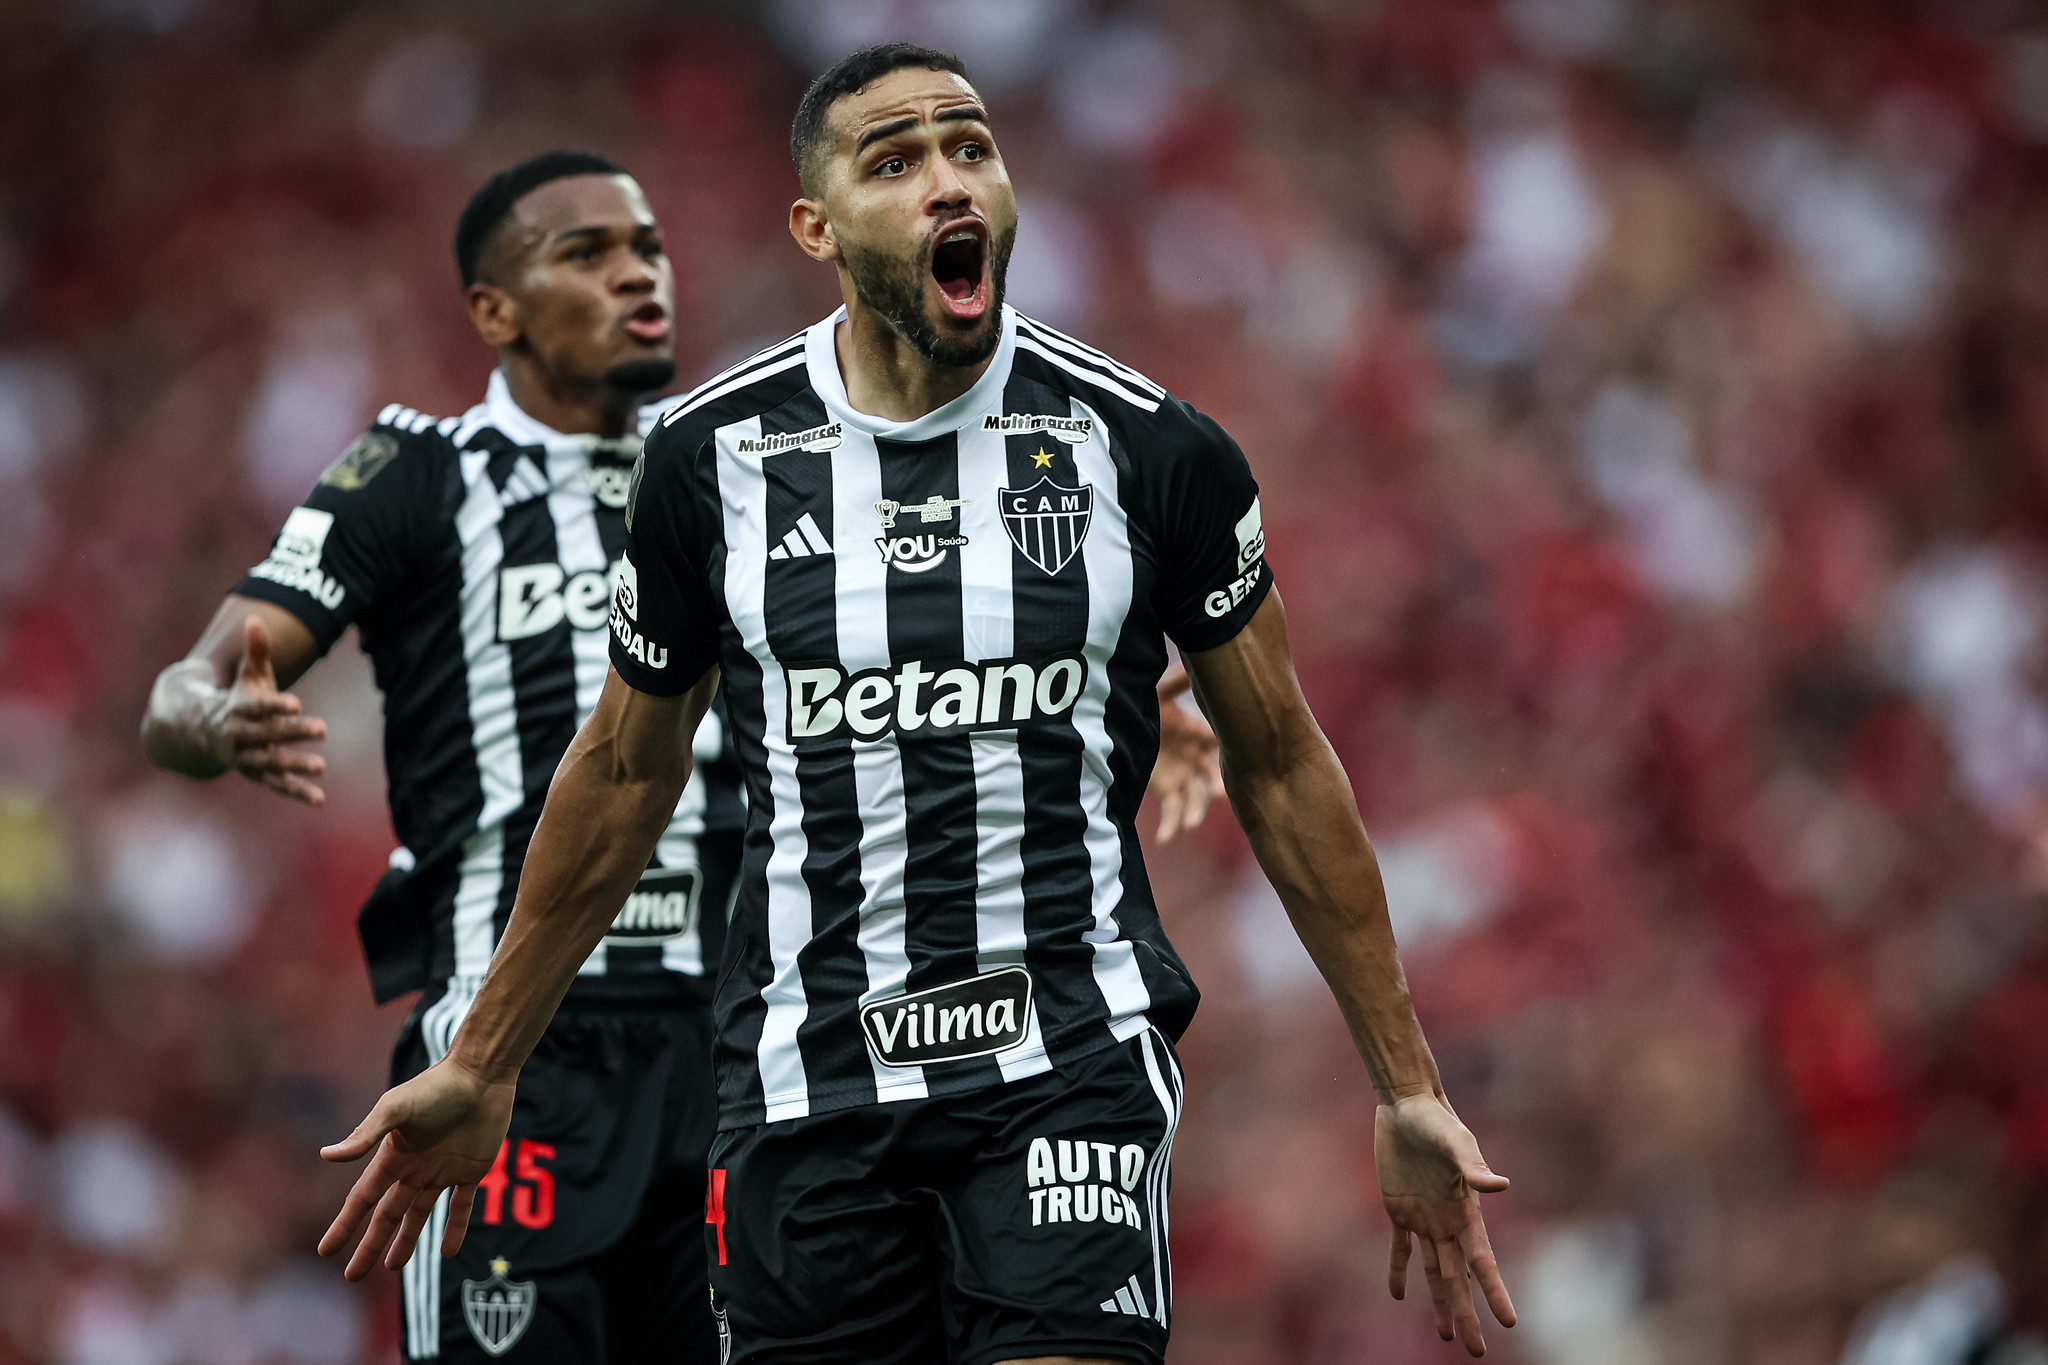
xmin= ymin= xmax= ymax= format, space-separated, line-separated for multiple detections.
xmin=482 ymin=370 xmax=647 ymax=463
xmin=804 ymin=303 xmax=1018 ymax=444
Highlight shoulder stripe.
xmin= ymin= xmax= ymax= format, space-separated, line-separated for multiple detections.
xmin=664 ymin=334 xmax=808 ymax=417
xmin=1014 ymin=317 xmax=1166 ymax=399
xmin=374 ymin=403 xmax=443 ymax=434
xmin=664 ymin=349 xmax=810 ymax=425
xmin=1015 ymin=337 xmax=1162 ymax=413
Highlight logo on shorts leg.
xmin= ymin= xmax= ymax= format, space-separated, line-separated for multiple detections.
xmin=859 ymin=967 xmax=1032 ymax=1067
xmin=461 ymin=1259 xmax=537 ymax=1357
xmin=710 ymin=1287 xmax=732 ymax=1365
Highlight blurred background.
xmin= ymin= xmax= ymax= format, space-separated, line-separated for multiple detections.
xmin=2 ymin=0 xmax=2047 ymax=1361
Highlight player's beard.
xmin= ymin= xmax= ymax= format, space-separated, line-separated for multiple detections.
xmin=841 ymin=218 xmax=1015 ymax=370
xmin=605 ymin=356 xmax=678 ymax=396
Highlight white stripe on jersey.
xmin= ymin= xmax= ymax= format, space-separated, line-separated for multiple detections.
xmin=718 ymin=417 xmax=814 ymax=1120
xmin=953 ymin=413 xmax=1051 ymax=1079
xmin=667 ymin=341 xmax=810 ymax=424
xmin=1015 ymin=317 xmax=1167 ymax=399
xmin=1071 ymin=396 xmax=1154 ymax=1031
xmin=1013 ymin=336 xmax=1162 ymax=413
xmin=832 ymin=430 xmax=928 ymax=1102
xmin=452 ymin=453 xmax=522 ymax=976
xmin=668 ymin=334 xmax=806 ymax=414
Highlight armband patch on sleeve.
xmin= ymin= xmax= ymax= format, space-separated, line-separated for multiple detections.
xmin=319 ymin=431 xmax=400 ymax=490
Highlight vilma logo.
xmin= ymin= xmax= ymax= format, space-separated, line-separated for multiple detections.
xmin=999 ymin=477 xmax=1093 ymax=577
xmin=874 ymin=494 xmax=970 ymax=574
xmin=461 ymin=1258 xmax=537 ymax=1357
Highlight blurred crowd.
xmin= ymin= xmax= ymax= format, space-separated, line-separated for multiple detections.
xmin=2 ymin=0 xmax=2047 ymax=1361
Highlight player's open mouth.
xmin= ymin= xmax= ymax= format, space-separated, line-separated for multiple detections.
xmin=624 ymin=302 xmax=670 ymax=342
xmin=930 ymin=222 xmax=989 ymax=320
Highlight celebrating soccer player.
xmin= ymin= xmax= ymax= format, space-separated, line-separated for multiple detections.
xmin=315 ymin=46 xmax=1513 ymax=1364
xmin=143 ymin=152 xmax=738 ymax=1363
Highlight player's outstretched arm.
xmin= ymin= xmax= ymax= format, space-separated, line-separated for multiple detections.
xmin=141 ymin=597 xmax=330 ymax=805
xmin=1183 ymin=590 xmax=1515 ymax=1356
xmin=317 ymin=664 xmax=717 ymax=1281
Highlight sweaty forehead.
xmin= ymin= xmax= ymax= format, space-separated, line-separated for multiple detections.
xmin=832 ymin=67 xmax=984 ymax=151
xmin=509 ymin=174 xmax=654 ymax=239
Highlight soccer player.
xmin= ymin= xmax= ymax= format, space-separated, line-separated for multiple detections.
xmin=315 ymin=46 xmax=1514 ymax=1365
xmin=142 ymin=152 xmax=734 ymax=1363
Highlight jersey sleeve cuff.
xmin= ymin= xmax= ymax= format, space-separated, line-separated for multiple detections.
xmin=610 ymin=645 xmax=717 ymax=698
xmin=230 ymin=576 xmax=344 ymax=653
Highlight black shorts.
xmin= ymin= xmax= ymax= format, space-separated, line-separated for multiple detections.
xmin=392 ymin=989 xmax=718 ymax=1363
xmin=706 ymin=1027 xmax=1186 ymax=1365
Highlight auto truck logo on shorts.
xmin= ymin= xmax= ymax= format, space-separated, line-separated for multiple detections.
xmin=461 ymin=1258 xmax=536 ymax=1357
xmin=860 ymin=966 xmax=1033 ymax=1068
xmin=782 ymin=652 xmax=1088 ymax=745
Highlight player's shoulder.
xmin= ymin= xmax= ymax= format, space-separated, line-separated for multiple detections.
xmin=1007 ymin=314 xmax=1228 ymax=462
xmin=642 ymin=331 xmax=815 ymax=459
xmin=311 ymin=401 xmax=466 ymax=495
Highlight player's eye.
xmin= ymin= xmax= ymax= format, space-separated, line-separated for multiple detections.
xmin=877 ymin=155 xmax=907 ymax=177
xmin=956 ymin=142 xmax=986 ymax=162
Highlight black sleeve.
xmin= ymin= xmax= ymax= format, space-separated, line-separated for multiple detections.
xmin=1146 ymin=399 xmax=1274 ymax=652
xmin=232 ymin=426 xmax=428 ymax=652
xmin=610 ymin=423 xmax=722 ymax=694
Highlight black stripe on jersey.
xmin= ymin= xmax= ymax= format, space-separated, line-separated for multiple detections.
xmin=1012 ymin=317 xmax=1166 ymax=400
xmin=876 ymin=432 xmax=1001 ymax=1093
xmin=1000 ymin=373 xmax=1117 ymax=1063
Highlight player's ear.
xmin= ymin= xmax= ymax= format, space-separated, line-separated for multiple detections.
xmin=789 ymin=197 xmax=840 ymax=266
xmin=467 ymin=282 xmax=520 ymax=347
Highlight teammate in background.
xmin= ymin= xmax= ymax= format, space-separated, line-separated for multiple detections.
xmin=315 ymin=45 xmax=1509 ymax=1365
xmin=142 ymin=152 xmax=728 ymax=1364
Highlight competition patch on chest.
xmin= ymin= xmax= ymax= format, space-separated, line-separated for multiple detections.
xmin=860 ymin=966 xmax=1033 ymax=1068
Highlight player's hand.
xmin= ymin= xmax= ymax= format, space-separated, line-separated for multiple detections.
xmin=213 ymin=615 xmax=328 ymax=805
xmin=317 ymin=1056 xmax=515 ymax=1281
xmin=1377 ymin=1094 xmax=1515 ymax=1356
xmin=1151 ymin=665 xmax=1223 ymax=843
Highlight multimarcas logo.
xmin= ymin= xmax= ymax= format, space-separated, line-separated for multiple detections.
xmin=782 ymin=652 xmax=1088 ymax=744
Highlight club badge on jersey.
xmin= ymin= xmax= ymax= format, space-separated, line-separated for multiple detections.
xmin=461 ymin=1259 xmax=537 ymax=1357
xmin=999 ymin=477 xmax=1094 ymax=577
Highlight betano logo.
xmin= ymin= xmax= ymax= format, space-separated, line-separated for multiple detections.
xmin=783 ymin=652 xmax=1088 ymax=744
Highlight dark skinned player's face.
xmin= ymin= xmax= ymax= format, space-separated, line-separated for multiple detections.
xmin=815 ymin=67 xmax=1017 ymax=368
xmin=472 ymin=174 xmax=676 ymax=393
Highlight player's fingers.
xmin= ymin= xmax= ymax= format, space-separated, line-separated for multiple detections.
xmin=318 ymin=1152 xmax=393 ymax=1257
xmin=1183 ymin=775 xmax=1213 ymax=832
xmin=444 ymin=1184 xmax=477 ymax=1258
xmin=322 ymin=1103 xmax=401 ymax=1163
xmin=239 ymin=744 xmax=328 ymax=777
xmin=1463 ymin=1210 xmax=1516 ymax=1328
xmin=383 ymin=1187 xmax=442 ymax=1271
xmin=231 ymin=713 xmax=326 ymax=745
xmin=1417 ymin=1235 xmax=1455 ymax=1341
xmin=1388 ymin=1224 xmax=1412 ymax=1300
xmin=1463 ymin=1157 xmax=1510 ymax=1195
xmin=261 ymin=771 xmax=327 ymax=806
xmin=227 ymin=690 xmax=300 ymax=720
xmin=345 ymin=1179 xmax=418 ymax=1282
xmin=1437 ymin=1237 xmax=1485 ymax=1356
xmin=241 ymin=615 xmax=273 ymax=685
xmin=1157 ymin=784 xmax=1185 ymax=844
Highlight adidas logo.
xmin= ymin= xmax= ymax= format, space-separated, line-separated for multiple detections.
xmin=499 ymin=454 xmax=551 ymax=508
xmin=767 ymin=512 xmax=832 ymax=561
xmin=1099 ymin=1274 xmax=1154 ymax=1320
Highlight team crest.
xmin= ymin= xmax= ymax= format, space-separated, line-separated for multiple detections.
xmin=999 ymin=477 xmax=1093 ymax=577
xmin=461 ymin=1259 xmax=537 ymax=1357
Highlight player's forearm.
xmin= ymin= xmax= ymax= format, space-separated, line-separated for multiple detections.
xmin=446 ymin=729 xmax=690 ymax=1085
xmin=141 ymin=660 xmax=231 ymax=778
xmin=1228 ymin=729 xmax=1442 ymax=1105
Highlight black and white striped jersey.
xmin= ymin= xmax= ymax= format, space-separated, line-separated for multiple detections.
xmin=613 ymin=306 xmax=1273 ymax=1127
xmin=236 ymin=372 xmax=743 ymax=1006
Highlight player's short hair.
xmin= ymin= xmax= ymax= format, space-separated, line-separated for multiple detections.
xmin=454 ymin=150 xmax=629 ymax=287
xmin=790 ymin=43 xmax=971 ymax=197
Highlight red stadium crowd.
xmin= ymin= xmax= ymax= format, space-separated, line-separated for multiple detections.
xmin=2 ymin=0 xmax=2047 ymax=1361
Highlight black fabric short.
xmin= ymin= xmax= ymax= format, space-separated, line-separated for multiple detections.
xmin=706 ymin=1027 xmax=1186 ymax=1365
xmin=392 ymin=992 xmax=718 ymax=1363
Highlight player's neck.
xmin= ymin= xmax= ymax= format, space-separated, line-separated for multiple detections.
xmin=833 ymin=301 xmax=992 ymax=423
xmin=498 ymin=359 xmax=640 ymax=439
